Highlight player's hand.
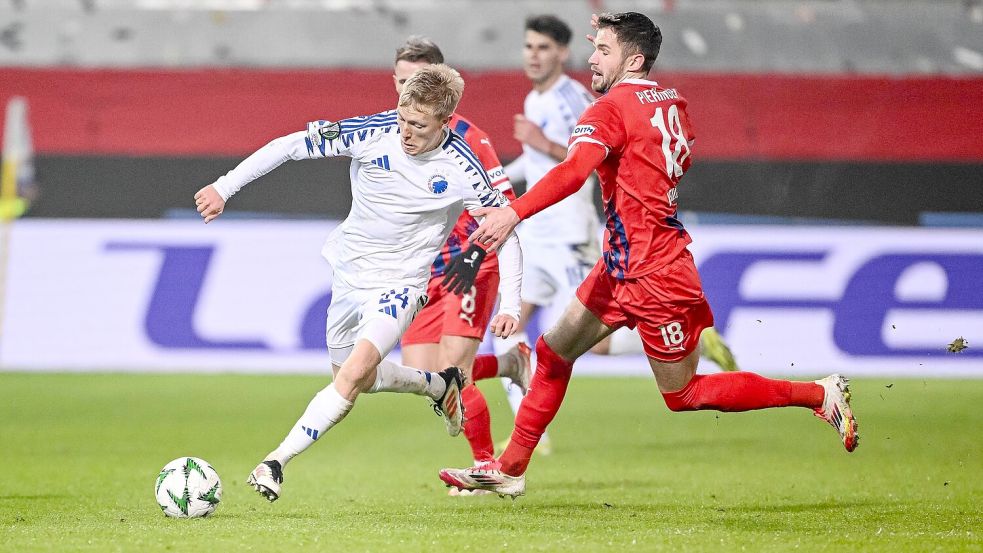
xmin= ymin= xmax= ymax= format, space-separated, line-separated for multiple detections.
xmin=490 ymin=313 xmax=519 ymax=339
xmin=468 ymin=206 xmax=520 ymax=250
xmin=441 ymin=244 xmax=487 ymax=295
xmin=194 ymin=185 xmax=226 ymax=224
xmin=587 ymin=13 xmax=600 ymax=43
xmin=513 ymin=114 xmax=551 ymax=154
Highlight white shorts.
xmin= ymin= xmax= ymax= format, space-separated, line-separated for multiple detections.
xmin=325 ymin=273 xmax=428 ymax=366
xmin=518 ymin=236 xmax=600 ymax=329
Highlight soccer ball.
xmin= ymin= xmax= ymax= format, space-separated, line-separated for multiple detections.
xmin=154 ymin=457 xmax=222 ymax=518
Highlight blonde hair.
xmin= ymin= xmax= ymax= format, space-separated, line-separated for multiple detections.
xmin=398 ymin=64 xmax=464 ymax=121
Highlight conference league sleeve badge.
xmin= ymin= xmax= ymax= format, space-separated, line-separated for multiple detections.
xmin=306 ymin=120 xmax=341 ymax=147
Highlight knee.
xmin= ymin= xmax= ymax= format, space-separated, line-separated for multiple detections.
xmin=535 ymin=337 xmax=574 ymax=380
xmin=335 ymin=362 xmax=375 ymax=393
xmin=659 ymin=374 xmax=702 ymax=412
xmin=661 ymin=393 xmax=698 ymax=412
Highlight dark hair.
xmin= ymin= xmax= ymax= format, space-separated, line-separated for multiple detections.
xmin=395 ymin=36 xmax=445 ymax=65
xmin=525 ymin=15 xmax=572 ymax=46
xmin=596 ymin=12 xmax=662 ymax=73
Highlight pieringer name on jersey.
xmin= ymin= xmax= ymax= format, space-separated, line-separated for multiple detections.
xmin=635 ymin=87 xmax=679 ymax=104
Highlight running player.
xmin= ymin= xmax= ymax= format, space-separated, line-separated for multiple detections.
xmin=440 ymin=12 xmax=859 ymax=498
xmin=392 ymin=37 xmax=532 ymax=480
xmin=193 ymin=65 xmax=523 ymax=502
xmin=499 ymin=15 xmax=740 ymax=455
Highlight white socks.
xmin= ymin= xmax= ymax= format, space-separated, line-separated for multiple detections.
xmin=264 ymin=361 xmax=449 ymax=469
xmin=267 ymin=383 xmax=353 ymax=468
xmin=368 ymin=359 xmax=445 ymax=399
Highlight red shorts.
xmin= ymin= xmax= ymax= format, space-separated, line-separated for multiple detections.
xmin=576 ymin=249 xmax=714 ymax=362
xmin=402 ymin=262 xmax=500 ymax=345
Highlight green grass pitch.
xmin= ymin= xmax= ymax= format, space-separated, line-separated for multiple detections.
xmin=2 ymin=373 xmax=981 ymax=552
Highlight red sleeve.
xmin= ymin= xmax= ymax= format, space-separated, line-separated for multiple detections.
xmin=510 ymin=141 xmax=606 ymax=220
xmin=568 ymin=99 xmax=626 ymax=153
xmin=464 ymin=125 xmax=515 ymax=201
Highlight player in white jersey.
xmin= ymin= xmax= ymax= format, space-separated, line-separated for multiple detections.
xmin=193 ymin=65 xmax=523 ymax=502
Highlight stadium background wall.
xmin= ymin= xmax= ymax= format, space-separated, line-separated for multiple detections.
xmin=1 ymin=68 xmax=981 ymax=223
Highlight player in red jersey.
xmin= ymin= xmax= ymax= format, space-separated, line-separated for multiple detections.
xmin=392 ymin=38 xmax=532 ymax=483
xmin=439 ymin=12 xmax=859 ymax=498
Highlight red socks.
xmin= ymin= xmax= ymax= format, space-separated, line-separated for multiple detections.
xmin=500 ymin=337 xmax=573 ymax=476
xmin=461 ymin=384 xmax=495 ymax=462
xmin=661 ymin=372 xmax=824 ymax=412
xmin=471 ymin=354 xmax=498 ymax=381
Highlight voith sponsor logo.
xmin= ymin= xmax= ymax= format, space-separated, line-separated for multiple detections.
xmin=571 ymin=125 xmax=595 ymax=137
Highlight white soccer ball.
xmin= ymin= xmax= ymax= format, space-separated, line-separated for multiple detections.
xmin=154 ymin=457 xmax=222 ymax=518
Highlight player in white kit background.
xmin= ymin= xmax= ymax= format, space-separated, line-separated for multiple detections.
xmin=193 ymin=65 xmax=523 ymax=502
xmin=493 ymin=16 xmax=600 ymax=453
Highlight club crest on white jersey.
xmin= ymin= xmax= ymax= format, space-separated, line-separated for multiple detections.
xmin=428 ymin=174 xmax=449 ymax=195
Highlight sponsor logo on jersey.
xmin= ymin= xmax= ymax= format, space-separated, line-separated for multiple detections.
xmin=428 ymin=174 xmax=449 ymax=195
xmin=667 ymin=187 xmax=679 ymax=206
xmin=486 ymin=166 xmax=506 ymax=182
xmin=572 ymin=125 xmax=596 ymax=137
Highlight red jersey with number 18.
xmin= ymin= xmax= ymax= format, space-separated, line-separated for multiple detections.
xmin=569 ymin=78 xmax=695 ymax=280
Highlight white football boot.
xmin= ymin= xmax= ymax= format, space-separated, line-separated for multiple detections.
xmin=439 ymin=461 xmax=525 ymax=499
xmin=246 ymin=460 xmax=284 ymax=502
xmin=814 ymin=374 xmax=859 ymax=452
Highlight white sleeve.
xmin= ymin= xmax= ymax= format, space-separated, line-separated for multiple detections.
xmin=211 ymin=130 xmax=312 ymax=201
xmin=504 ymin=154 xmax=526 ymax=184
xmin=494 ymin=230 xmax=522 ymax=320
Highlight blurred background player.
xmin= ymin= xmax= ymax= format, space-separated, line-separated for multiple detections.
xmin=493 ymin=15 xmax=601 ymax=452
xmin=193 ymin=65 xmax=523 ymax=501
xmin=441 ymin=12 xmax=858 ymax=497
xmin=392 ymin=38 xmax=532 ymax=490
xmin=497 ymin=14 xmax=741 ymax=453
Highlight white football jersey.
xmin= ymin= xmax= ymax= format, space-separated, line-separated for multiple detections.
xmin=213 ymin=109 xmax=508 ymax=290
xmin=520 ymin=74 xmax=600 ymax=244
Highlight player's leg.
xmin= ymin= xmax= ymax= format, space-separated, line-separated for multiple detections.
xmin=592 ymin=325 xmax=740 ymax=371
xmin=649 ymin=351 xmax=857 ymax=451
xmin=434 ymin=267 xmax=503 ymax=467
xmin=246 ymin=285 xmax=365 ymax=502
xmin=500 ymin=255 xmax=627 ymax=472
xmin=496 ymin=301 xmax=538 ymax=430
xmin=401 ymin=277 xmax=445 ymax=372
xmin=435 ymin=334 xmax=497 ymax=463
xmin=471 ymin=342 xmax=531 ymax=389
xmin=635 ymin=252 xmax=857 ymax=451
xmin=439 ymin=295 xmax=617 ymax=496
xmin=356 ymin=288 xmax=465 ymax=435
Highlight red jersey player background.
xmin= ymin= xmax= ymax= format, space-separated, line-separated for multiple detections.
xmin=392 ymin=38 xmax=532 ymax=480
xmin=440 ymin=11 xmax=860 ymax=498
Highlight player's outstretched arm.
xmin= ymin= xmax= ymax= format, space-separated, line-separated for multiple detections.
xmin=469 ymin=142 xmax=607 ymax=249
xmin=193 ymin=130 xmax=315 ymax=223
xmin=194 ymin=184 xmax=226 ymax=224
